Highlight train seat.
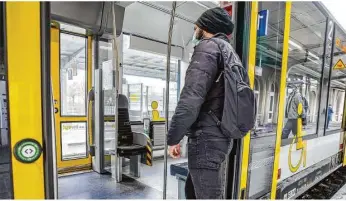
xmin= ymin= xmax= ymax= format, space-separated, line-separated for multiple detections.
xmin=116 ymin=94 xmax=149 ymax=157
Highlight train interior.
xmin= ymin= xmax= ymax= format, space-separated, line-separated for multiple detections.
xmin=1 ymin=1 xmax=346 ymax=200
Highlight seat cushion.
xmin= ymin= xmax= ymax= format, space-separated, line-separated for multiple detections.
xmin=170 ymin=162 xmax=188 ymax=177
xmin=117 ymin=144 xmax=146 ymax=157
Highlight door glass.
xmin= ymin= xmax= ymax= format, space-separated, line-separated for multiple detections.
xmin=98 ymin=40 xmax=115 ymax=171
xmin=278 ymin=2 xmax=328 ymax=198
xmin=60 ymin=33 xmax=87 ymax=116
xmin=247 ymin=2 xmax=286 ymax=198
xmin=283 ymin=2 xmax=326 ymax=140
xmin=326 ymin=26 xmax=346 ymax=132
xmin=61 ymin=122 xmax=87 ymax=160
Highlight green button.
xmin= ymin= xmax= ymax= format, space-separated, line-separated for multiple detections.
xmin=14 ymin=139 xmax=42 ymax=163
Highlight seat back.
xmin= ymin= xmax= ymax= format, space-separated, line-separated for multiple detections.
xmin=118 ymin=94 xmax=133 ymax=145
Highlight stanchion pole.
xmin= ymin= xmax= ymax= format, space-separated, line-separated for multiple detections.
xmin=111 ymin=2 xmax=121 ymax=182
xmin=163 ymin=1 xmax=177 ymax=199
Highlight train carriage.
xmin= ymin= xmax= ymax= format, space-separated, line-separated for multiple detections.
xmin=0 ymin=1 xmax=346 ymax=199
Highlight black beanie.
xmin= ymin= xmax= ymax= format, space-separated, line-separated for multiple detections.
xmin=195 ymin=7 xmax=234 ymax=35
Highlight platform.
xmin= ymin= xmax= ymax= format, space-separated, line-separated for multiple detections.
xmin=332 ymin=183 xmax=346 ymax=199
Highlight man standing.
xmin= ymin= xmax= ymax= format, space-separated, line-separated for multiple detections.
xmin=167 ymin=7 xmax=237 ymax=199
xmin=327 ymin=104 xmax=333 ymax=129
xmin=282 ymin=87 xmax=305 ymax=139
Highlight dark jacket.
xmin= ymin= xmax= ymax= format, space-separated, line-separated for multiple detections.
xmin=167 ymin=34 xmax=231 ymax=146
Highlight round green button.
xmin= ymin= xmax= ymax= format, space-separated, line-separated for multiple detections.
xmin=14 ymin=139 xmax=42 ymax=163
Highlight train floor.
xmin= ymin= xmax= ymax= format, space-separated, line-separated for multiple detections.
xmin=58 ymin=157 xmax=187 ymax=199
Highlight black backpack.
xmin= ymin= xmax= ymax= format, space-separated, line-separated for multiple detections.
xmin=209 ymin=38 xmax=256 ymax=139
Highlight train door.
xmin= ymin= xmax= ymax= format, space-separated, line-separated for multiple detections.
xmin=50 ymin=23 xmax=93 ymax=174
xmin=234 ymin=1 xmax=289 ymax=199
xmin=268 ymin=2 xmax=346 ymax=199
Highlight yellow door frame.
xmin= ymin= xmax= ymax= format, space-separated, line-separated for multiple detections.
xmin=270 ymin=2 xmax=292 ymax=199
xmin=51 ymin=24 xmax=93 ymax=173
xmin=6 ymin=2 xmax=53 ymax=199
xmin=342 ymin=75 xmax=346 ymax=166
xmin=238 ymin=1 xmax=258 ymax=199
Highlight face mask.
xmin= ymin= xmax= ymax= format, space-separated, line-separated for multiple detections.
xmin=192 ymin=31 xmax=200 ymax=46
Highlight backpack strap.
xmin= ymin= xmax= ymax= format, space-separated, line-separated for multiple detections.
xmin=208 ymin=110 xmax=221 ymax=126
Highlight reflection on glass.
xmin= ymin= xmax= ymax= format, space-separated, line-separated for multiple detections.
xmin=247 ymin=2 xmax=285 ymax=198
xmin=60 ymin=33 xmax=87 ymax=116
xmin=61 ymin=122 xmax=87 ymax=160
xmin=284 ymin=2 xmax=327 ymax=138
xmin=327 ymin=26 xmax=346 ymax=132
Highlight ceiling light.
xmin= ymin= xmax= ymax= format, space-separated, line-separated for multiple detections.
xmin=288 ymin=40 xmax=304 ymax=50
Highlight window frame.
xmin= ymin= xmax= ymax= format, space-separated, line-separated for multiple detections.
xmin=323 ymin=23 xmax=346 ymax=136
xmin=281 ymin=3 xmax=331 ymax=146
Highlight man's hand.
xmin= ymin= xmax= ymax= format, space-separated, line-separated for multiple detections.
xmin=169 ymin=144 xmax=181 ymax=159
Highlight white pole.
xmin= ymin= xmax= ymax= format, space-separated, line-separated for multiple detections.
xmin=163 ymin=1 xmax=177 ymax=199
xmin=112 ymin=2 xmax=121 ymax=182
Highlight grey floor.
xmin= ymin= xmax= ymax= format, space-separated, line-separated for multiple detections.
xmin=58 ymin=157 xmax=187 ymax=199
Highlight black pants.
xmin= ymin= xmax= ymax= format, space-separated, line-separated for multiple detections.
xmin=282 ymin=119 xmax=298 ymax=139
xmin=185 ymin=128 xmax=232 ymax=199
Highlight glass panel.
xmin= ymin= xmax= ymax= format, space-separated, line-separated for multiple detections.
xmin=327 ymin=26 xmax=346 ymax=132
xmin=269 ymin=96 xmax=274 ymax=110
xmin=98 ymin=40 xmax=115 ymax=171
xmin=247 ymin=2 xmax=286 ymax=198
xmin=284 ymin=2 xmax=327 ymax=139
xmin=60 ymin=33 xmax=87 ymax=116
xmin=61 ymin=122 xmax=87 ymax=160
xmin=276 ymin=3 xmax=329 ymax=198
xmin=128 ymin=84 xmax=143 ymax=121
xmin=122 ymin=34 xmax=178 ymax=122
xmin=0 ymin=5 xmax=12 ymax=197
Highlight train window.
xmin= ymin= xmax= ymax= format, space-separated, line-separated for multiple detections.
xmin=283 ymin=2 xmax=327 ymax=140
xmin=122 ymin=34 xmax=178 ymax=121
xmin=326 ymin=26 xmax=346 ymax=133
xmin=60 ymin=33 xmax=87 ymax=116
xmin=247 ymin=2 xmax=286 ymax=198
xmin=61 ymin=122 xmax=87 ymax=160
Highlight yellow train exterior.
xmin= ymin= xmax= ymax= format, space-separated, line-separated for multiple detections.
xmin=1 ymin=1 xmax=346 ymax=200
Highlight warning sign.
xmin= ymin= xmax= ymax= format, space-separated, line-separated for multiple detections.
xmin=334 ymin=59 xmax=346 ymax=69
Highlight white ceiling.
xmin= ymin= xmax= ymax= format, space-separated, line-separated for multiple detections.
xmin=122 ymin=1 xmax=217 ymax=47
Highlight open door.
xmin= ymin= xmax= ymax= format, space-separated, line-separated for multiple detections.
xmin=51 ymin=23 xmax=93 ymax=174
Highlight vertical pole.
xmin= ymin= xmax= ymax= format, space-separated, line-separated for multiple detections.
xmin=111 ymin=2 xmax=120 ymax=182
xmin=163 ymin=1 xmax=177 ymax=199
xmin=40 ymin=2 xmax=56 ymax=199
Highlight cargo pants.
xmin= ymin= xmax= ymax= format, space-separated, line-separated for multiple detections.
xmin=185 ymin=128 xmax=232 ymax=199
